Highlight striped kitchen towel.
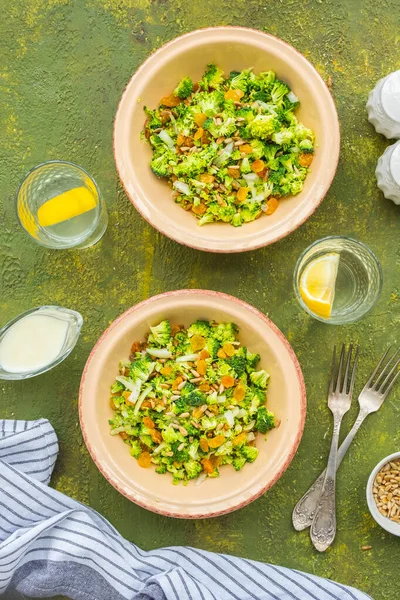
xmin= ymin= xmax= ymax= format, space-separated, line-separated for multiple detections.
xmin=0 ymin=419 xmax=372 ymax=600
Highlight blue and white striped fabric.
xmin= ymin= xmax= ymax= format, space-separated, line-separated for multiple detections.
xmin=0 ymin=419 xmax=372 ymax=600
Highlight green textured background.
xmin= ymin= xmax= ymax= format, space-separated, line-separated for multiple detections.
xmin=1 ymin=1 xmax=400 ymax=599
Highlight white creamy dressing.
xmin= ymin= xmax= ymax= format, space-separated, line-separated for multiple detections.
xmin=0 ymin=313 xmax=69 ymax=373
xmin=382 ymin=71 xmax=400 ymax=122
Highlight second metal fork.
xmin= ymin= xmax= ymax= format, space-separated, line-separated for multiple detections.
xmin=293 ymin=346 xmax=400 ymax=541
xmin=309 ymin=344 xmax=357 ymax=552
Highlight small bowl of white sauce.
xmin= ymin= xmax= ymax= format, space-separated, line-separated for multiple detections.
xmin=0 ymin=306 xmax=83 ymax=380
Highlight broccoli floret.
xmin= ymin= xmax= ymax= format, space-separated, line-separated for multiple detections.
xmin=172 ymin=144 xmax=218 ymax=178
xmin=174 ymin=330 xmax=191 ymax=355
xmin=172 ymin=470 xmax=186 ymax=485
xmin=272 ymin=129 xmax=294 ymax=146
xmin=256 ymin=70 xmax=276 ymax=91
xmin=246 ymin=349 xmax=260 ymax=371
xmin=201 ymin=416 xmax=217 ymax=431
xmin=228 ymin=355 xmax=247 ymax=377
xmin=250 ymin=140 xmax=265 ymax=160
xmin=246 ymin=115 xmax=279 ymax=139
xmin=235 ymin=106 xmax=255 ymax=124
xmin=139 ymin=434 xmax=154 ymax=448
xmin=173 ymin=398 xmax=190 ymax=414
xmin=198 ymin=213 xmax=215 ymax=226
xmin=204 ymin=337 xmax=221 ymax=358
xmin=200 ymin=64 xmax=225 ymax=90
xmin=240 ymin=157 xmax=252 ymax=174
xmin=155 ymin=464 xmax=167 ymax=474
xmin=111 ymin=381 xmax=124 ymax=394
xmin=203 ymin=115 xmax=237 ymax=139
xmin=130 ymin=440 xmax=142 ymax=459
xmin=196 ymin=90 xmax=224 ymax=116
xmin=229 ymin=68 xmax=253 ymax=93
xmin=174 ymin=76 xmax=194 ymax=99
xmin=215 ymin=440 xmax=233 ymax=456
xmin=211 ymin=322 xmax=238 ymax=342
xmin=242 ymin=445 xmax=259 ymax=463
xmin=185 ymin=390 xmax=206 ymax=407
xmin=144 ymin=106 xmax=163 ymax=130
xmin=208 ymin=203 xmax=236 ymax=223
xmin=270 ymin=80 xmax=290 ymax=106
xmin=250 ymin=369 xmax=270 ymax=389
xmin=256 ymin=406 xmax=275 ymax=433
xmin=148 ymin=320 xmax=171 ymax=347
xmin=171 ymin=441 xmax=190 ymax=463
xmin=188 ymin=440 xmax=199 ymax=460
xmin=184 ymin=459 xmax=203 ymax=480
xmin=162 ymin=427 xmax=182 ymax=444
xmin=187 ymin=320 xmax=211 ymax=338
xmin=150 ymin=150 xmax=175 ymax=178
xmin=290 ymin=123 xmax=314 ymax=142
xmin=299 ymin=138 xmax=314 ymax=153
xmin=129 ymin=358 xmax=155 ymax=382
xmin=240 ymin=204 xmax=262 ymax=223
xmin=232 ymin=212 xmax=242 ymax=227
xmin=233 ymin=455 xmax=247 ymax=471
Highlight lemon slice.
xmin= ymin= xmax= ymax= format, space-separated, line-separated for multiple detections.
xmin=299 ymin=252 xmax=340 ymax=318
xmin=37 ymin=186 xmax=97 ymax=227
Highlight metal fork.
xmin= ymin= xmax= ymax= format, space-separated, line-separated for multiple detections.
xmin=309 ymin=344 xmax=356 ymax=552
xmin=293 ymin=346 xmax=400 ymax=537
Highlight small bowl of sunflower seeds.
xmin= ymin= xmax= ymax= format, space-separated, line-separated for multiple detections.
xmin=367 ymin=451 xmax=400 ymax=536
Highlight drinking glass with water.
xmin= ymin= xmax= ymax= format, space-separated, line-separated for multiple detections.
xmin=294 ymin=236 xmax=383 ymax=324
xmin=16 ymin=160 xmax=108 ymax=249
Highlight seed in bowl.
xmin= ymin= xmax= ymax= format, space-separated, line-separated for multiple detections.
xmin=108 ymin=319 xmax=277 ymax=485
xmin=372 ymin=458 xmax=400 ymax=522
xmin=143 ymin=64 xmax=315 ymax=227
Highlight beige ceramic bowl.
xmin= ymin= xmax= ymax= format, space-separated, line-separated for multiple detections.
xmin=114 ymin=27 xmax=340 ymax=253
xmin=79 ymin=290 xmax=306 ymax=518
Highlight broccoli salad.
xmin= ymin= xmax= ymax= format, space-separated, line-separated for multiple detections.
xmin=109 ymin=319 xmax=276 ymax=484
xmin=143 ymin=64 xmax=315 ymax=227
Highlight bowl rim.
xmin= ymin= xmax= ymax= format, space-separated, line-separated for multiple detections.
xmin=366 ymin=451 xmax=400 ymax=536
xmin=79 ymin=289 xmax=307 ymax=518
xmin=113 ymin=26 xmax=341 ymax=254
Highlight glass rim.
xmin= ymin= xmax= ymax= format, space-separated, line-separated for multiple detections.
xmin=293 ymin=235 xmax=383 ymax=325
xmin=0 ymin=305 xmax=83 ymax=380
xmin=15 ymin=159 xmax=103 ymax=248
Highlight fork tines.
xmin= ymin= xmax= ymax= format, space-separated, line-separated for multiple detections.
xmin=330 ymin=344 xmax=359 ymax=396
xmin=366 ymin=347 xmax=400 ymax=397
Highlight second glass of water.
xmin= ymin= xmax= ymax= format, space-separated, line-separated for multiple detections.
xmin=294 ymin=236 xmax=383 ymax=324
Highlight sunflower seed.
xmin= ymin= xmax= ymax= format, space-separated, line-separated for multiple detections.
xmin=234 ymin=140 xmax=245 ymax=146
xmin=178 ymin=443 xmax=185 ymax=451
xmin=170 ymin=395 xmax=181 ymax=401
xmin=177 ymin=381 xmax=187 ymax=390
xmin=178 ymin=426 xmax=188 ymax=436
xmin=179 ymin=412 xmax=190 ymax=418
xmin=191 ymin=369 xmax=200 ymax=378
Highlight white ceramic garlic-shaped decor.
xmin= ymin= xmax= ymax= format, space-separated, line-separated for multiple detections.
xmin=367 ymin=71 xmax=400 ymax=139
xmin=376 ymin=140 xmax=400 ymax=205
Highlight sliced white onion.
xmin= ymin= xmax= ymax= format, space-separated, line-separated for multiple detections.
xmin=244 ymin=419 xmax=256 ymax=432
xmin=287 ymin=91 xmax=299 ymax=104
xmin=236 ymin=408 xmax=247 ymax=419
xmin=153 ymin=442 xmax=167 ymax=455
xmin=173 ymin=180 xmax=191 ymax=195
xmin=146 ymin=348 xmax=173 ymax=358
xmin=110 ymin=426 xmax=125 ymax=436
xmin=223 ymin=410 xmax=235 ymax=428
xmin=246 ymin=432 xmax=256 ymax=442
xmin=115 ymin=376 xmax=137 ymax=393
xmin=128 ymin=380 xmax=142 ymax=404
xmin=196 ymin=473 xmax=208 ymax=486
xmin=176 ymin=353 xmax=200 ymax=362
xmin=243 ymin=173 xmax=259 ymax=186
xmin=133 ymin=385 xmax=152 ymax=415
xmin=213 ymin=141 xmax=234 ymax=167
xmin=217 ymin=394 xmax=226 ymax=404
xmin=158 ymin=129 xmax=175 ymax=149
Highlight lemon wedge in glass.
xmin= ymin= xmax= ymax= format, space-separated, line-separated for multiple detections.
xmin=299 ymin=252 xmax=340 ymax=318
xmin=37 ymin=186 xmax=96 ymax=227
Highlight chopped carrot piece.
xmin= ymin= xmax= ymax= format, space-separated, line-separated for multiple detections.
xmin=199 ymin=382 xmax=210 ymax=392
xmin=199 ymin=438 xmax=209 ymax=452
xmin=119 ymin=431 xmax=129 ymax=440
xmin=224 ymin=89 xmax=244 ymax=101
xmin=251 ymin=159 xmax=265 ymax=173
xmin=233 ymin=384 xmax=246 ymax=402
xmin=110 ymin=397 xmax=117 ymax=410
xmin=176 ymin=133 xmax=186 ymax=146
xmin=233 ymin=432 xmax=247 ymax=446
xmin=194 ymin=127 xmax=204 ymax=141
xmin=192 ymin=203 xmax=207 ymax=215
xmin=138 ymin=451 xmax=152 ymax=468
xmin=217 ymin=348 xmax=227 ymax=359
xmin=160 ymin=94 xmax=181 ymax=107
xmin=199 ymin=173 xmax=214 ymax=184
xmin=208 ymin=435 xmax=225 ymax=448
xmin=141 ymin=400 xmax=152 ymax=409
xmin=130 ymin=341 xmax=141 ymax=353
xmin=241 ymin=144 xmax=253 ymax=154
xmin=201 ymin=458 xmax=214 ymax=474
xmin=221 ymin=375 xmax=235 ymax=388
xmin=151 ymin=429 xmax=162 ymax=444
xmin=227 ymin=167 xmax=240 ymax=179
xmin=222 ymin=342 xmax=235 ymax=357
xmin=194 ymin=112 xmax=207 ymax=126
xmin=172 ymin=376 xmax=183 ymax=391
xmin=161 ymin=366 xmax=173 ymax=376
xmin=193 ymin=407 xmax=204 ymax=420
xmin=236 ymin=187 xmax=250 ymax=202
xmin=190 ymin=335 xmax=206 ymax=351
xmin=298 ymin=153 xmax=313 ymax=167
xmin=266 ymin=197 xmax=279 ymax=215
xmin=196 ymin=359 xmax=207 ymax=375
xmin=143 ymin=416 xmax=155 ymax=429
xmin=199 ymin=349 xmax=210 ymax=359
xmin=208 ymin=405 xmax=219 ymax=415
xmin=123 ymin=391 xmax=131 ymax=400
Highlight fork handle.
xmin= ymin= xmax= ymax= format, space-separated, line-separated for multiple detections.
xmin=310 ymin=414 xmax=341 ymax=552
xmin=292 ymin=409 xmax=367 ymax=531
